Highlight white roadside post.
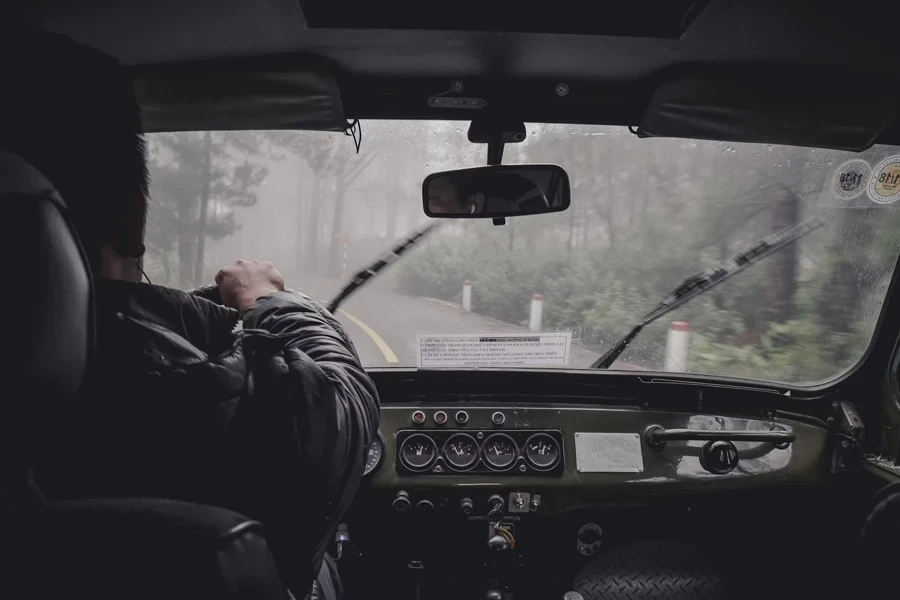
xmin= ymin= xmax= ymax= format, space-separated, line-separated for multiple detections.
xmin=665 ymin=321 xmax=691 ymax=372
xmin=529 ymin=294 xmax=544 ymax=332
xmin=462 ymin=280 xmax=472 ymax=312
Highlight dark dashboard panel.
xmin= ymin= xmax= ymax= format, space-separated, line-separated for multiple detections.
xmin=365 ymin=403 xmax=828 ymax=513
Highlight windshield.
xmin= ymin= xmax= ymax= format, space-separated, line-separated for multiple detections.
xmin=145 ymin=122 xmax=900 ymax=385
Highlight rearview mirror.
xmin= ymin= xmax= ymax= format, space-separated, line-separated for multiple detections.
xmin=423 ymin=165 xmax=570 ymax=219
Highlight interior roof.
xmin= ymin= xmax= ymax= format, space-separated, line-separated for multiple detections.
xmin=14 ymin=0 xmax=900 ymax=138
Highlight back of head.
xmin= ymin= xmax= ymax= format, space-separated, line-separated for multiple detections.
xmin=0 ymin=27 xmax=148 ymax=265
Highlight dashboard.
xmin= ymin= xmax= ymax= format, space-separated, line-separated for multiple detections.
xmin=341 ymin=370 xmax=840 ymax=600
xmin=362 ymin=402 xmax=828 ymax=516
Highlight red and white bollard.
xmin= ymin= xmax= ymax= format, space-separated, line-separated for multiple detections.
xmin=529 ymin=294 xmax=543 ymax=332
xmin=462 ymin=280 xmax=472 ymax=312
xmin=665 ymin=321 xmax=691 ymax=372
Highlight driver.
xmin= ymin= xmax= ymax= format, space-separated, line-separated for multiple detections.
xmin=1 ymin=29 xmax=378 ymax=599
xmin=428 ymin=174 xmax=485 ymax=214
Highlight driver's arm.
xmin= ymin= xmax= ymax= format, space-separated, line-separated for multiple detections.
xmin=241 ymin=291 xmax=379 ymax=585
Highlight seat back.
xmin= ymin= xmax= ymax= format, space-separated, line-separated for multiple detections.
xmin=0 ymin=149 xmax=289 ymax=599
xmin=0 ymin=149 xmax=93 ymax=502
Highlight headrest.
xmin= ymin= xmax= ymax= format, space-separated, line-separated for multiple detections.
xmin=0 ymin=150 xmax=93 ymax=480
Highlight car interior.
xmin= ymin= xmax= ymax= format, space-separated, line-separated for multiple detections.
xmin=3 ymin=1 xmax=900 ymax=599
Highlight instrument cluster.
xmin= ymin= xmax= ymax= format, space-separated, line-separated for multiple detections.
xmin=395 ymin=428 xmax=564 ymax=476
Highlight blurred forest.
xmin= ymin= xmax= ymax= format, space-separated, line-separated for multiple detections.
xmin=144 ymin=122 xmax=900 ymax=384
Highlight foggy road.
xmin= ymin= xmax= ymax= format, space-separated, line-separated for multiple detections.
xmin=296 ymin=279 xmax=601 ymax=369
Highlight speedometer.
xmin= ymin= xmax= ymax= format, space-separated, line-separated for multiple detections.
xmin=443 ymin=433 xmax=479 ymax=470
xmin=364 ymin=432 xmax=385 ymax=476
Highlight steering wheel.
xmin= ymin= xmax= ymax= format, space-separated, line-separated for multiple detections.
xmin=188 ymin=283 xmax=305 ymax=307
xmin=189 ymin=283 xmax=225 ymax=305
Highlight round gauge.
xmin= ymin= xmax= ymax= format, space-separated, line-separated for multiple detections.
xmin=482 ymin=434 xmax=518 ymax=470
xmin=363 ymin=432 xmax=386 ymax=476
xmin=524 ymin=433 xmax=561 ymax=470
xmin=399 ymin=434 xmax=438 ymax=471
xmin=443 ymin=433 xmax=479 ymax=470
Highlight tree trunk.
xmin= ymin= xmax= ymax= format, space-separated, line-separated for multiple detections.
xmin=327 ymin=173 xmax=348 ymax=277
xmin=193 ymin=131 xmax=213 ymax=286
xmin=567 ymin=204 xmax=577 ymax=257
xmin=304 ymin=175 xmax=322 ymax=273
xmin=178 ymin=228 xmax=196 ymax=289
xmin=765 ymin=188 xmax=800 ymax=324
xmin=295 ymin=177 xmax=310 ymax=273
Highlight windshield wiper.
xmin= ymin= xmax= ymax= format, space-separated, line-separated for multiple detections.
xmin=326 ymin=222 xmax=441 ymax=314
xmin=590 ymin=215 xmax=824 ymax=369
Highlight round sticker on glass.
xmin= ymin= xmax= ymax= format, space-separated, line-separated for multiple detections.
xmin=832 ymin=159 xmax=870 ymax=200
xmin=868 ymin=156 xmax=900 ymax=204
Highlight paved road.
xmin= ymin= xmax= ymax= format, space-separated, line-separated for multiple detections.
xmin=296 ymin=277 xmax=603 ymax=369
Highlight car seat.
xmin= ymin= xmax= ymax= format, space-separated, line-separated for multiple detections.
xmin=0 ymin=149 xmax=289 ymax=600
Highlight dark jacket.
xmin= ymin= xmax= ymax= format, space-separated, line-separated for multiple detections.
xmin=35 ymin=281 xmax=380 ymax=592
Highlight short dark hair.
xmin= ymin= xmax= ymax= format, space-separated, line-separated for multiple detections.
xmin=0 ymin=29 xmax=149 ymax=264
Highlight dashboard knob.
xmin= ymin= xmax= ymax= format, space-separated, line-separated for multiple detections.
xmin=416 ymin=499 xmax=435 ymax=512
xmin=487 ymin=534 xmax=511 ymax=552
xmin=492 ymin=411 xmax=506 ymax=425
xmin=455 ymin=410 xmax=469 ymax=424
xmin=460 ymin=497 xmax=474 ymax=515
xmin=488 ymin=494 xmax=505 ymax=511
xmin=577 ymin=527 xmax=601 ymax=545
xmin=700 ymin=440 xmax=739 ymax=474
xmin=392 ymin=491 xmax=411 ymax=513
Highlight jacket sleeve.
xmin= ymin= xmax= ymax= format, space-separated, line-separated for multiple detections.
xmin=241 ymin=291 xmax=379 ymax=540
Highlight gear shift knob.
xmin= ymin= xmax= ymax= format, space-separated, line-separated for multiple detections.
xmin=487 ymin=534 xmax=511 ymax=551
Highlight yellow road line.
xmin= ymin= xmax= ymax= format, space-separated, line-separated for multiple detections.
xmin=338 ymin=309 xmax=399 ymax=363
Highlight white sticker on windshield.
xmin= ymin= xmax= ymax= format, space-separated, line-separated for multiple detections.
xmin=831 ymin=159 xmax=871 ymax=200
xmin=417 ymin=333 xmax=571 ymax=368
xmin=867 ymin=156 xmax=900 ymax=204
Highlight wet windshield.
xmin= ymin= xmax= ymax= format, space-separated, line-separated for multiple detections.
xmin=145 ymin=122 xmax=900 ymax=385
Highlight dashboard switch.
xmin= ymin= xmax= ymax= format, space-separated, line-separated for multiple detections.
xmin=434 ymin=410 xmax=448 ymax=425
xmin=416 ymin=499 xmax=435 ymax=512
xmin=491 ymin=411 xmax=506 ymax=426
xmin=455 ymin=410 xmax=469 ymax=424
xmin=411 ymin=410 xmax=426 ymax=425
xmin=460 ymin=497 xmax=474 ymax=515
xmin=509 ymin=492 xmax=531 ymax=514
xmin=392 ymin=491 xmax=411 ymax=514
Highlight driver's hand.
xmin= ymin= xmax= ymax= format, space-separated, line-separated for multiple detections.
xmin=215 ymin=259 xmax=285 ymax=312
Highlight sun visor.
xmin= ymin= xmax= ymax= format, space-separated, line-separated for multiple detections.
xmin=636 ymin=70 xmax=898 ymax=151
xmin=134 ymin=69 xmax=350 ymax=133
